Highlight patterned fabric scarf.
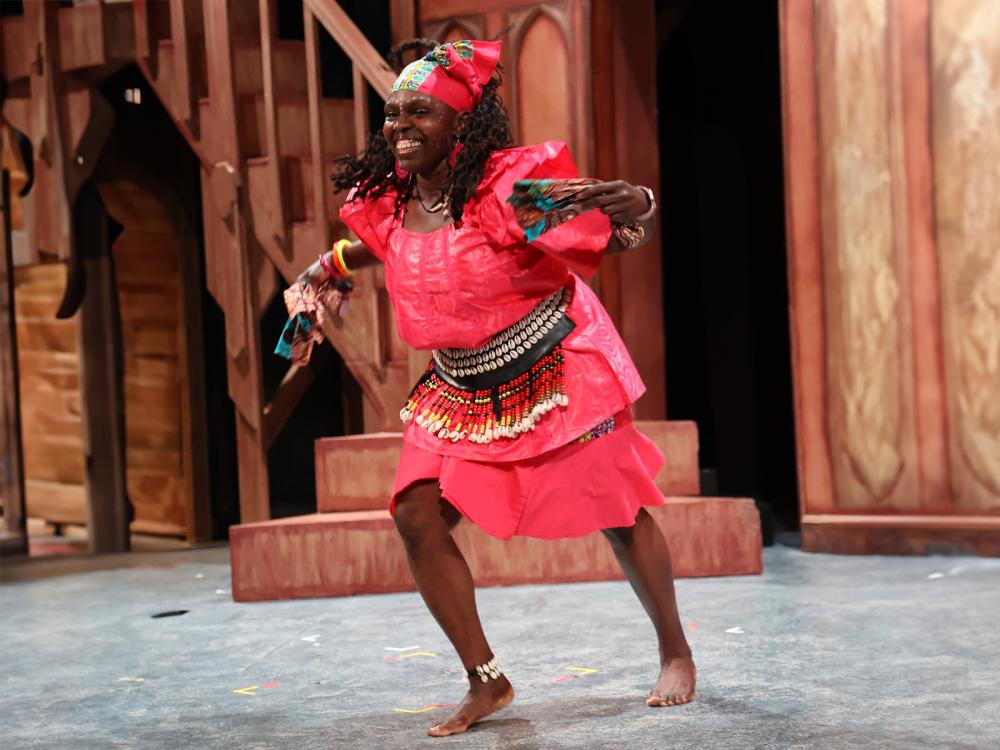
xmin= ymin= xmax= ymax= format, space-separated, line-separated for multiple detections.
xmin=390 ymin=40 xmax=502 ymax=112
xmin=274 ymin=280 xmax=350 ymax=367
xmin=507 ymin=178 xmax=645 ymax=248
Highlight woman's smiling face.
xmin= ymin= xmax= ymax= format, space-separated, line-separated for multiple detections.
xmin=383 ymin=90 xmax=461 ymax=177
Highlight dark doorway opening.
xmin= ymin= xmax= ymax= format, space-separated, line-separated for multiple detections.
xmin=656 ymin=1 xmax=798 ymax=537
xmin=97 ymin=64 xmax=239 ymax=540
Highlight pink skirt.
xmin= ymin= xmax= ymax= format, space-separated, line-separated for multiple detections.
xmin=390 ymin=410 xmax=666 ymax=540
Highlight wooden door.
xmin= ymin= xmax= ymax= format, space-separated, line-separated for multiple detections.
xmin=780 ymin=0 xmax=1000 ymax=554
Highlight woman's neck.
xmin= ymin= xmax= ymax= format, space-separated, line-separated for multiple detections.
xmin=414 ymin=159 xmax=450 ymax=196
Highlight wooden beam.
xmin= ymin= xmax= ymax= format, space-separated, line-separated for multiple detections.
xmin=389 ymin=0 xmax=418 ymax=46
xmin=261 ymin=357 xmax=322 ymax=451
xmin=75 ymin=185 xmax=130 ymax=554
xmin=778 ymin=0 xmax=835 ymax=517
xmin=0 ymin=169 xmax=27 ymax=556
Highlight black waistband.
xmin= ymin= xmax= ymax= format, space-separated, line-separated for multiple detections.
xmin=432 ymin=314 xmax=575 ymax=391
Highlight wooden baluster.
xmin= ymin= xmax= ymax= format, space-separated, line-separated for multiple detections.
xmin=168 ymin=0 xmax=194 ymax=122
xmin=257 ymin=0 xmax=287 ymax=255
xmin=352 ymin=62 xmax=385 ymax=369
xmin=133 ymin=0 xmax=151 ymax=63
xmin=303 ymin=5 xmax=330 ymax=252
xmin=352 ymin=63 xmax=370 ymax=155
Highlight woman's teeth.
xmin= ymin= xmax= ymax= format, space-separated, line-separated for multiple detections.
xmin=396 ymin=139 xmax=422 ymax=154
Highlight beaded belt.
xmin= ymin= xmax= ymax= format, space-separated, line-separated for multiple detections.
xmin=400 ymin=287 xmax=576 ymax=444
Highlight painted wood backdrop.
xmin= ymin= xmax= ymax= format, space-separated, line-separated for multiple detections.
xmin=781 ymin=0 xmax=1000 ymax=553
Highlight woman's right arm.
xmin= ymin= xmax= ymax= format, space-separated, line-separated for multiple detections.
xmin=297 ymin=240 xmax=381 ymax=286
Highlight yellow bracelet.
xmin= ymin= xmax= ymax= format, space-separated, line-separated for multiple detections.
xmin=332 ymin=238 xmax=353 ymax=278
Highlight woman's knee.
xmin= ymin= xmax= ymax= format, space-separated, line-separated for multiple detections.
xmin=393 ymin=481 xmax=448 ymax=544
xmin=602 ymin=508 xmax=649 ymax=548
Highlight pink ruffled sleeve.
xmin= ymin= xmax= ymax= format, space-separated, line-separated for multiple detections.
xmin=480 ymin=141 xmax=612 ymax=280
xmin=338 ymin=188 xmax=397 ymax=262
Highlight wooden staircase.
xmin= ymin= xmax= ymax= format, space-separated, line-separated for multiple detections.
xmin=127 ymin=0 xmax=414 ymax=523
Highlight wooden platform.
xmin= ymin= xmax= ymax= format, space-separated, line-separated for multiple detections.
xmin=314 ymin=420 xmax=702 ymax=513
xmin=230 ymin=497 xmax=762 ymax=602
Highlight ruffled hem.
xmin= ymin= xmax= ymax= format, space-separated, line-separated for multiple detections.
xmin=390 ymin=412 xmax=666 ymax=540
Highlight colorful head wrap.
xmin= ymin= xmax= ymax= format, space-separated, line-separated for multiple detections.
xmin=390 ymin=40 xmax=502 ymax=113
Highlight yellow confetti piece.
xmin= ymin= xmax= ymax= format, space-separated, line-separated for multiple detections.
xmin=233 ymin=686 xmax=258 ymax=696
xmin=565 ymin=667 xmax=598 ymax=675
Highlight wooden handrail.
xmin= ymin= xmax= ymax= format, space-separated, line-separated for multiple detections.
xmin=301 ymin=0 xmax=397 ymax=97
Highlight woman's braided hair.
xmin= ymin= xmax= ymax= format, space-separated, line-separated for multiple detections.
xmin=330 ymin=38 xmax=513 ymax=222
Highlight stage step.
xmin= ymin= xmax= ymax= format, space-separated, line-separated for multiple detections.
xmin=314 ymin=421 xmax=701 ymax=514
xmin=230 ymin=497 xmax=761 ymax=602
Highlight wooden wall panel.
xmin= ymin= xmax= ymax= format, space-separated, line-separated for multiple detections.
xmin=930 ymin=0 xmax=1000 ymax=513
xmin=13 ymin=263 xmax=86 ymax=525
xmin=783 ymin=0 xmax=1000 ymax=552
xmin=814 ymin=0 xmax=918 ymax=510
xmin=513 ymin=11 xmax=573 ymax=149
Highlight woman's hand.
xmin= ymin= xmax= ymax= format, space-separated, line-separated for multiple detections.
xmin=576 ymin=180 xmax=653 ymax=224
xmin=297 ymin=253 xmax=332 ymax=288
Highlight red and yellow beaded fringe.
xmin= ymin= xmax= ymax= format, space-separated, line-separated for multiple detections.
xmin=399 ymin=345 xmax=569 ymax=444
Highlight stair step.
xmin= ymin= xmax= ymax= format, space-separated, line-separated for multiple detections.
xmin=230 ymin=497 xmax=762 ymax=602
xmin=314 ymin=422 xmax=700 ymax=514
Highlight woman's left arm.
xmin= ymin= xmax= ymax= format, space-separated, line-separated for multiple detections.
xmin=575 ymin=180 xmax=656 ymax=255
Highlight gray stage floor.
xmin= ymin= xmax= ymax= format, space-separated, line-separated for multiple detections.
xmin=2 ymin=543 xmax=998 ymax=750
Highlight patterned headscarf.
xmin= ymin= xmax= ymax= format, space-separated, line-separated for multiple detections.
xmin=390 ymin=40 xmax=502 ymax=112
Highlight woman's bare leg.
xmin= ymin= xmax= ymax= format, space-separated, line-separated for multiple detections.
xmin=603 ymin=507 xmax=697 ymax=706
xmin=393 ymin=480 xmax=514 ymax=736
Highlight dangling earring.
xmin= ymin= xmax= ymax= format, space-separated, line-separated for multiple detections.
xmin=448 ymin=138 xmax=464 ymax=169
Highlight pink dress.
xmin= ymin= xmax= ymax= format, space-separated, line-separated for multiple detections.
xmin=340 ymin=141 xmax=664 ymax=539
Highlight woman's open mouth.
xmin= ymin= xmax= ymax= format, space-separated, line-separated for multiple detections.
xmin=396 ymin=139 xmax=423 ymax=155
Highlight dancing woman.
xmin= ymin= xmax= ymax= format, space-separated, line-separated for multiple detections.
xmin=300 ymin=38 xmax=695 ymax=737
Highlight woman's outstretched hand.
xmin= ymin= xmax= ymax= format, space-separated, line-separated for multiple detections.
xmin=299 ymin=255 xmax=329 ymax=288
xmin=575 ymin=180 xmax=652 ymax=224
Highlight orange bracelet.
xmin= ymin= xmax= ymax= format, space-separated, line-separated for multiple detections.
xmin=331 ymin=239 xmax=353 ymax=278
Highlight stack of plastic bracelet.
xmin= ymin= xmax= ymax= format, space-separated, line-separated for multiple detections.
xmin=274 ymin=239 xmax=354 ymax=367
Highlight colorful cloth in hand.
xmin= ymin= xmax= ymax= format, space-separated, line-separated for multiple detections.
xmin=507 ymin=178 xmax=644 ymax=248
xmin=274 ymin=280 xmax=349 ymax=366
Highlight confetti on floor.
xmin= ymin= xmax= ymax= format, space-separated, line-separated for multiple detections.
xmin=725 ymin=626 xmax=744 ymax=634
xmin=384 ymin=645 xmax=421 ymax=652
xmin=393 ymin=703 xmax=455 ymax=714
xmin=384 ymin=651 xmax=438 ymax=663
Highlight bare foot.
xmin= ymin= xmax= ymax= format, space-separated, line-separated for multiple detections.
xmin=646 ymin=656 xmax=696 ymax=707
xmin=428 ymin=676 xmax=515 ymax=737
